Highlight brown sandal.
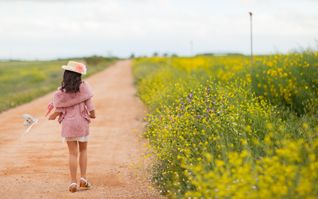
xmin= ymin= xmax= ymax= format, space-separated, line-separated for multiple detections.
xmin=68 ymin=182 xmax=77 ymax=193
xmin=80 ymin=177 xmax=91 ymax=189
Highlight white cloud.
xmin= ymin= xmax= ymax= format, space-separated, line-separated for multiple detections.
xmin=0 ymin=0 xmax=317 ymax=59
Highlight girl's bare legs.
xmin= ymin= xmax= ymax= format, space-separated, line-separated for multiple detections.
xmin=67 ymin=141 xmax=78 ymax=183
xmin=79 ymin=142 xmax=87 ymax=179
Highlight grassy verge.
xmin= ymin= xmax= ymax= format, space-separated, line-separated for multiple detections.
xmin=0 ymin=56 xmax=117 ymax=113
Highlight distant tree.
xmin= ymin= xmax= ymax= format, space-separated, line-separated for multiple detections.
xmin=196 ymin=53 xmax=214 ymax=57
xmin=226 ymin=53 xmax=244 ymax=56
xmin=130 ymin=53 xmax=135 ymax=59
xmin=171 ymin=53 xmax=178 ymax=57
xmin=153 ymin=52 xmax=159 ymax=57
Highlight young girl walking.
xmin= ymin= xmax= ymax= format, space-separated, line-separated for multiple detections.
xmin=48 ymin=61 xmax=96 ymax=192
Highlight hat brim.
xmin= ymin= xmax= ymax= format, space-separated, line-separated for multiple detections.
xmin=61 ymin=65 xmax=86 ymax=75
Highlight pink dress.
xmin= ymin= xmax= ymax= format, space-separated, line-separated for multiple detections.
xmin=52 ymin=81 xmax=94 ymax=142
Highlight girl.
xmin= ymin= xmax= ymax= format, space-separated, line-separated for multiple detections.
xmin=48 ymin=61 xmax=96 ymax=193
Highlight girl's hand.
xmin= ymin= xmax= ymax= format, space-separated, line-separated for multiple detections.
xmin=48 ymin=112 xmax=60 ymax=120
xmin=45 ymin=102 xmax=54 ymax=117
xmin=89 ymin=110 xmax=96 ymax=119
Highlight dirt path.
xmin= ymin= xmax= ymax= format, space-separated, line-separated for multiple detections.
xmin=0 ymin=60 xmax=163 ymax=199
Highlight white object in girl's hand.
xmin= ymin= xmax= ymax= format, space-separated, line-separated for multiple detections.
xmin=22 ymin=114 xmax=39 ymax=133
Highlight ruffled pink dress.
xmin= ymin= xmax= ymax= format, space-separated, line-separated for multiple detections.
xmin=52 ymin=81 xmax=94 ymax=142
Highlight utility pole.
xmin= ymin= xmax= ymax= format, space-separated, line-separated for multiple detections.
xmin=249 ymin=12 xmax=253 ymax=67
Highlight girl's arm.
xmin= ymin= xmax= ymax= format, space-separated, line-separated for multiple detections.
xmin=48 ymin=111 xmax=61 ymax=120
xmin=85 ymin=98 xmax=96 ymax=119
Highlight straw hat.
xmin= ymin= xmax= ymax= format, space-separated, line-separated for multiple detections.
xmin=62 ymin=61 xmax=87 ymax=75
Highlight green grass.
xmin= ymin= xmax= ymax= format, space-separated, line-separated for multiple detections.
xmin=0 ymin=57 xmax=117 ymax=113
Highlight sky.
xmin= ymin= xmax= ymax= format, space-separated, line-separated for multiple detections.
xmin=0 ymin=0 xmax=317 ymax=59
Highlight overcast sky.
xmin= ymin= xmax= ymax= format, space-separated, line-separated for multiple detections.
xmin=0 ymin=0 xmax=317 ymax=59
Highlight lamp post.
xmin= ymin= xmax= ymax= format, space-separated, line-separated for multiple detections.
xmin=249 ymin=12 xmax=253 ymax=67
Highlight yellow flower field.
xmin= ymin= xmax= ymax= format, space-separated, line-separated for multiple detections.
xmin=133 ymin=51 xmax=318 ymax=198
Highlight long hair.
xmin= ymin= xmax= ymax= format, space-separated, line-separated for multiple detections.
xmin=61 ymin=70 xmax=82 ymax=93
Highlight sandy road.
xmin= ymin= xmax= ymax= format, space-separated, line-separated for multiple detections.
xmin=0 ymin=60 xmax=163 ymax=199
